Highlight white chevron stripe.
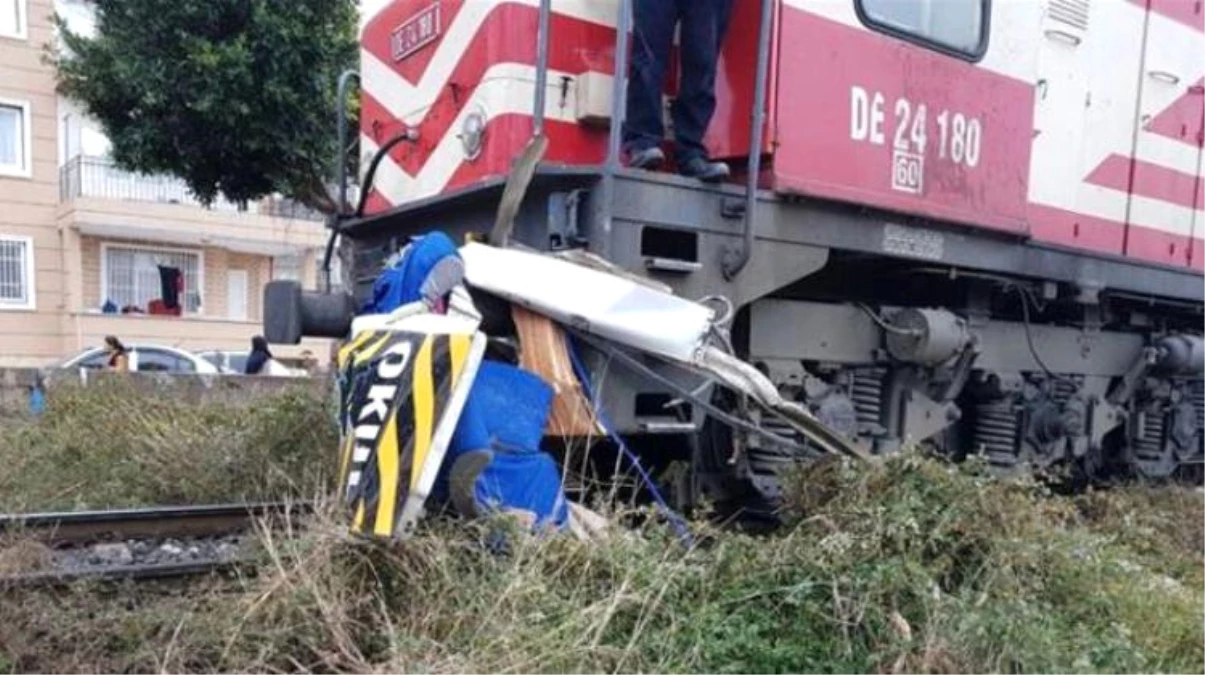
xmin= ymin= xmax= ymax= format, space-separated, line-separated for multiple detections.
xmin=363 ymin=49 xmax=438 ymax=123
xmin=1136 ymin=133 xmax=1205 ymax=176
xmin=1127 ymin=192 xmax=1202 ymax=237
xmin=362 ymin=0 xmax=616 ymax=107
xmin=1037 ymin=181 xmax=1201 ymax=238
xmin=364 ymin=63 xmax=581 ymax=205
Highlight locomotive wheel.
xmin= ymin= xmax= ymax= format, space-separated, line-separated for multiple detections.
xmin=1126 ymin=440 xmax=1179 ymax=480
xmin=685 ymin=394 xmax=792 ymax=526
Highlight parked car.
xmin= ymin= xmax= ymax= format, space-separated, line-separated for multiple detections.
xmin=59 ymin=344 xmax=222 ymax=374
xmin=197 ymin=350 xmax=248 ymax=375
xmin=197 ymin=350 xmax=306 ymax=377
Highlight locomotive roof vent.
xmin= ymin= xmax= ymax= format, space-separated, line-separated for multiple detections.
xmin=1048 ymin=0 xmax=1090 ymax=32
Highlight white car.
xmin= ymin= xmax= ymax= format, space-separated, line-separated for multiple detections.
xmin=60 ymin=344 xmax=222 ymax=374
xmin=197 ymin=350 xmax=250 ymax=374
xmin=198 ymin=350 xmax=307 ymax=377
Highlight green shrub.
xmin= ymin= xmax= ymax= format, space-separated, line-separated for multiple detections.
xmin=0 ymin=379 xmax=335 ymax=511
xmin=2 ymin=455 xmax=1199 ymax=673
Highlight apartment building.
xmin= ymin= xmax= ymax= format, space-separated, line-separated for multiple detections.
xmin=1 ymin=0 xmax=331 ymax=367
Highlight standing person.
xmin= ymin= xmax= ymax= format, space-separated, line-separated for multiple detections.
xmin=27 ymin=372 xmax=45 ymax=416
xmin=245 ymin=336 xmax=274 ymax=375
xmin=103 ymin=336 xmax=130 ymax=372
xmin=624 ymin=0 xmax=735 ymax=182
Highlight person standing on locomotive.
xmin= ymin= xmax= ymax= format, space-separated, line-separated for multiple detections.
xmin=623 ymin=0 xmax=734 ymax=182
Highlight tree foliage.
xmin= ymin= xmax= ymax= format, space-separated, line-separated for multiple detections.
xmin=54 ymin=0 xmax=358 ymax=213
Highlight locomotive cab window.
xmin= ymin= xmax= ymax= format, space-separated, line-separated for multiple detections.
xmin=856 ymin=0 xmax=990 ymax=61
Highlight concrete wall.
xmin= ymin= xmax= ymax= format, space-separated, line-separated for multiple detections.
xmin=0 ymin=367 xmax=41 ymax=416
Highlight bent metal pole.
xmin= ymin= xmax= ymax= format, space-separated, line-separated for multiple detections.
xmin=532 ymin=0 xmax=552 ymax=137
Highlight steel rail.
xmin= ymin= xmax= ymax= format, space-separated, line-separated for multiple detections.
xmin=0 ymin=501 xmax=311 ymax=544
xmin=2 ymin=559 xmax=247 ymax=589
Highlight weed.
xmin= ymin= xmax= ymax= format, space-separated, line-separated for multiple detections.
xmin=0 ymin=455 xmax=1199 ymax=673
xmin=0 ymin=379 xmax=335 ymax=511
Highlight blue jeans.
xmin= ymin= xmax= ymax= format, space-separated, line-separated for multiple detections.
xmin=623 ymin=0 xmax=734 ymax=167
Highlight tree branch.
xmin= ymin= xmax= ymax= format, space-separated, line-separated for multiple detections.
xmin=301 ymin=174 xmax=339 ymax=216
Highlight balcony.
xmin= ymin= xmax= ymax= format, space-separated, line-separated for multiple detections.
xmin=59 ymin=156 xmax=325 ymax=222
xmin=56 ymin=156 xmax=330 ymax=259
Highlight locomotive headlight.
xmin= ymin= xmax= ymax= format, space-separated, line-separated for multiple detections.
xmin=459 ymin=106 xmax=486 ymax=160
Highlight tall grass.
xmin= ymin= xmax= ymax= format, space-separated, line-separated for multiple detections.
xmin=0 ymin=379 xmax=335 ymax=511
xmin=1 ymin=455 xmax=1200 ymax=673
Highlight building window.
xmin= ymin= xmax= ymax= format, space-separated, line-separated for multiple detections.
xmin=0 ymin=99 xmax=31 ymax=177
xmin=273 ymin=253 xmax=302 ymax=282
xmin=856 ymin=0 xmax=989 ymax=61
xmin=102 ymin=244 xmax=203 ymax=313
xmin=0 ymin=0 xmax=26 ymax=40
xmin=0 ymin=235 xmax=34 ymax=310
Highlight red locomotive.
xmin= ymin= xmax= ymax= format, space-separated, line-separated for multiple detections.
xmin=275 ymin=0 xmax=1205 ymax=505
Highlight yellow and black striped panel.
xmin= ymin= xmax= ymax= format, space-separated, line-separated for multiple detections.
xmin=335 ymin=329 xmax=413 ymax=492
xmin=341 ymin=331 xmax=474 ymax=538
xmin=336 ymin=328 xmax=383 ymax=370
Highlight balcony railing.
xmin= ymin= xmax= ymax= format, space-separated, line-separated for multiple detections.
xmin=59 ymin=156 xmax=325 ymax=221
xmin=258 ymin=196 xmax=327 ymax=221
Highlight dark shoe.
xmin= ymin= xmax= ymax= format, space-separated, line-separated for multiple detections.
xmin=449 ymin=448 xmax=493 ymax=518
xmin=627 ymin=146 xmax=665 ymax=170
xmin=679 ymin=157 xmax=730 ymax=183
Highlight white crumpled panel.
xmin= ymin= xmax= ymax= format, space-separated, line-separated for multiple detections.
xmin=459 ymin=243 xmax=715 ymax=364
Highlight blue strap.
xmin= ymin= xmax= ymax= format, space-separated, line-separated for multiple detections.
xmin=566 ymin=336 xmax=693 ymax=545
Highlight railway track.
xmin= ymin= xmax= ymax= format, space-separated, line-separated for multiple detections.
xmin=0 ymin=501 xmax=311 ymax=588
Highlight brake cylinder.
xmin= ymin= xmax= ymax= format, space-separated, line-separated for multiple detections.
xmin=884 ymin=308 xmax=971 ymax=365
xmin=1155 ymin=335 xmax=1204 ymax=374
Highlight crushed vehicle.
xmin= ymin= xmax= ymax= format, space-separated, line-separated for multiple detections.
xmin=320 ymin=228 xmax=862 ymax=537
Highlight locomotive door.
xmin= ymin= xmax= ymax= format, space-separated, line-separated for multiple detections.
xmin=1029 ymin=0 xmax=1097 ymax=250
xmin=1123 ymin=2 xmax=1204 ymax=267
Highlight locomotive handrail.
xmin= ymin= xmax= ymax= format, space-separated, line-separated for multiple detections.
xmin=528 ymin=0 xmax=770 ymax=272
xmin=595 ymin=0 xmax=633 ymax=260
xmin=532 ymin=0 xmax=553 ymax=136
xmin=327 ymin=69 xmax=361 ymax=293
xmin=527 ymin=0 xmax=628 ymax=258
xmin=723 ymin=0 xmax=775 ymax=280
xmin=605 ymin=0 xmax=631 ymax=175
xmin=335 ymin=69 xmax=360 ymax=221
